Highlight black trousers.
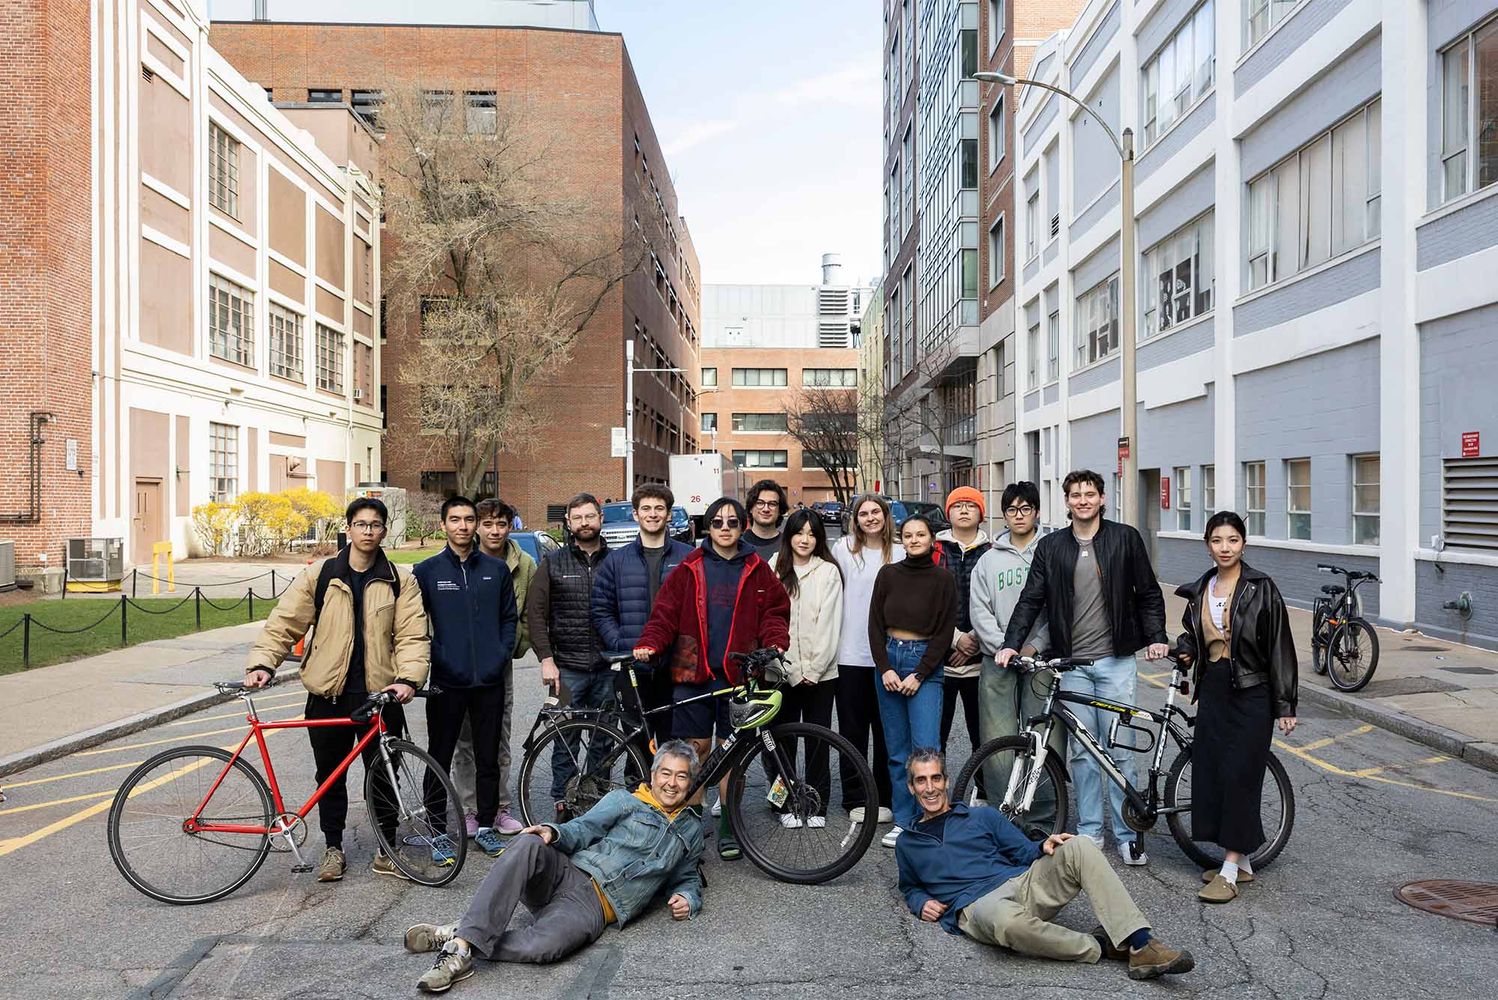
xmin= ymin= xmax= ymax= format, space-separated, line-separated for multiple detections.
xmin=624 ymin=666 xmax=673 ymax=786
xmin=940 ymin=673 xmax=986 ymax=796
xmin=1191 ymin=660 xmax=1274 ymax=854
xmin=305 ymin=691 xmax=407 ymax=848
xmin=781 ymin=678 xmax=837 ymax=816
xmin=425 ymin=684 xmax=507 ymax=831
xmin=834 ymin=665 xmax=892 ymax=810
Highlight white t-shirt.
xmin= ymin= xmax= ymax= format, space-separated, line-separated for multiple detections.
xmin=833 ymin=535 xmax=905 ymax=667
xmin=1207 ymin=574 xmax=1229 ymax=631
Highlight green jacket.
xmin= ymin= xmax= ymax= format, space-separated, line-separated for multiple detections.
xmin=501 ymin=539 xmax=538 ymax=658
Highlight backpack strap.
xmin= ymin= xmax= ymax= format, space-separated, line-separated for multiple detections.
xmin=313 ymin=551 xmax=402 ymax=625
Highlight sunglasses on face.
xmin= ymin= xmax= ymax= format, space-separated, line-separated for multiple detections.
xmin=710 ymin=519 xmax=741 ymax=529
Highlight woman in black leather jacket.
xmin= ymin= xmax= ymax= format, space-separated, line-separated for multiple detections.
xmin=1174 ymin=511 xmax=1298 ymax=905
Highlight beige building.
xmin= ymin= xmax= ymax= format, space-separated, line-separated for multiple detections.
xmin=858 ymin=283 xmax=885 ymax=493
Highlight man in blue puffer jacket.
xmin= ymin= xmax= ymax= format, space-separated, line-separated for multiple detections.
xmin=413 ymin=496 xmax=517 ymax=860
xmin=403 ymin=740 xmax=705 ymax=992
xmin=592 ymin=484 xmax=692 ymax=741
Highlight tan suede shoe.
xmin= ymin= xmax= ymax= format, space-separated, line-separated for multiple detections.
xmin=1127 ymin=940 xmax=1196 ymax=980
xmin=1202 ymin=868 xmax=1254 ymax=884
xmin=1198 ymin=873 xmax=1240 ymax=903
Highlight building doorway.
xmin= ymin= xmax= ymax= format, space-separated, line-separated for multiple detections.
xmin=133 ymin=478 xmax=165 ymax=562
xmin=1138 ymin=469 xmax=1160 ymax=566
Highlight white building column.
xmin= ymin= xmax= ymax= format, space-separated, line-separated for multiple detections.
xmin=1211 ymin=0 xmax=1240 ymax=514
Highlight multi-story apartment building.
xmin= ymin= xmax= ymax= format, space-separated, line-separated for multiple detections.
xmin=701 ymin=257 xmax=870 ymax=506
xmin=211 ymin=1 xmax=701 ymax=520
xmin=1013 ymin=0 xmax=1498 ymax=648
xmin=0 ymin=0 xmax=381 ymax=573
xmin=858 ymin=283 xmax=886 ymax=493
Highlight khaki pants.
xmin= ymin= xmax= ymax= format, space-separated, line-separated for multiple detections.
xmin=956 ymin=837 xmax=1147 ymax=962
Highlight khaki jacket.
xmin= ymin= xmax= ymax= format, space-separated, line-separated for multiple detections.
xmin=247 ymin=548 xmax=430 ymax=697
xmin=500 ymin=539 xmax=538 ymax=659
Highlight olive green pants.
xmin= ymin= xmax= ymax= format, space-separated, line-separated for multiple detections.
xmin=977 ymin=657 xmax=1064 ymax=830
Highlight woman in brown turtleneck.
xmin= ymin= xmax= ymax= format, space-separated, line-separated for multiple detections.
xmin=868 ymin=514 xmax=955 ymax=846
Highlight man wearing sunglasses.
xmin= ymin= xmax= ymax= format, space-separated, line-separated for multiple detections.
xmin=633 ymin=496 xmax=790 ymax=861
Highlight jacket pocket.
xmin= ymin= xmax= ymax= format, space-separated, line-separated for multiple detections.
xmin=671 ymin=634 xmax=701 ymax=684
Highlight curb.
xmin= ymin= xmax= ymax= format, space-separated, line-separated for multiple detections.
xmin=0 ymin=664 xmax=301 ymax=779
xmin=1297 ymin=681 xmax=1498 ymax=773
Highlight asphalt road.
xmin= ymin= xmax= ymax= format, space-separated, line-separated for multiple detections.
xmin=3 ymin=654 xmax=1496 ymax=999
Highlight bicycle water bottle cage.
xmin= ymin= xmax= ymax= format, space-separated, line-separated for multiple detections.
xmin=729 ymin=688 xmax=783 ymax=731
xmin=1107 ymin=713 xmax=1156 ymax=755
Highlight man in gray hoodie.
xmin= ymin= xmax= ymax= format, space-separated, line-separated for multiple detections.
xmin=970 ymin=482 xmax=1059 ymax=828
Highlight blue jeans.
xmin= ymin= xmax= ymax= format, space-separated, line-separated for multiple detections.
xmin=1059 ymin=654 xmax=1139 ymax=846
xmin=874 ymin=639 xmax=945 ymax=828
xmin=550 ymin=667 xmax=616 ymax=802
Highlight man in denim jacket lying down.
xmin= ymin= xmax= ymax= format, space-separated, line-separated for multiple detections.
xmin=405 ymin=740 xmax=705 ymax=993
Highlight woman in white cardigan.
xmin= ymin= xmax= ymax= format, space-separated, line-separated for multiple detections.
xmin=769 ymin=509 xmax=844 ymax=827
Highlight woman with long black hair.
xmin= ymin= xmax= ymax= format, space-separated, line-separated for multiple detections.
xmin=1175 ymin=510 xmax=1298 ymax=903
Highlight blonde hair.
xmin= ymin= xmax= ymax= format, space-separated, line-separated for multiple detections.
xmin=849 ymin=494 xmax=897 ymax=565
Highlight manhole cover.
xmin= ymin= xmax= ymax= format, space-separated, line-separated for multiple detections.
xmin=1400 ymin=644 xmax=1450 ymax=652
xmin=1396 ymin=881 xmax=1498 ymax=926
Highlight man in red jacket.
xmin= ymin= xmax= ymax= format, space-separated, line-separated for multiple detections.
xmin=634 ymin=496 xmax=790 ymax=861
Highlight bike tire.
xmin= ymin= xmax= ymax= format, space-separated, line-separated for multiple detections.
xmin=366 ymin=739 xmax=467 ymax=886
xmin=1326 ymin=618 xmax=1380 ymax=692
xmin=952 ymin=736 xmax=1069 ymax=840
xmin=516 ymin=718 xmax=649 ymax=828
xmin=725 ymin=722 xmax=878 ymax=885
xmin=1163 ymin=746 xmax=1295 ymax=871
xmin=1310 ymin=601 xmax=1330 ymax=675
xmin=107 ymin=745 xmax=273 ymax=905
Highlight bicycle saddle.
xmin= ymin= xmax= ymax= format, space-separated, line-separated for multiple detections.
xmin=1320 ymin=584 xmax=1345 ymax=595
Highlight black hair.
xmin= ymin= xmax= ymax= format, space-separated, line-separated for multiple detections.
xmin=475 ymin=497 xmax=514 ymax=522
xmin=746 ymin=479 xmax=789 ymax=526
xmin=1001 ymin=481 xmax=1040 ymax=512
xmin=1061 ymin=469 xmax=1106 ymax=496
xmin=774 ymin=509 xmax=839 ymax=598
xmin=900 ymin=513 xmax=936 ymax=539
xmin=565 ymin=492 xmax=601 ymax=517
xmin=705 ymin=496 xmax=748 ymax=529
xmin=440 ymin=495 xmax=477 ymax=520
xmin=632 ymin=483 xmax=674 ymax=509
xmin=345 ymin=497 xmax=388 ymax=524
xmin=1203 ymin=509 xmax=1248 ymax=542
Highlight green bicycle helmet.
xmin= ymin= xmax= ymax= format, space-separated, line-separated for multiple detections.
xmin=729 ymin=687 xmax=783 ymax=731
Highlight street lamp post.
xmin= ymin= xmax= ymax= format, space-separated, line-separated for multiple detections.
xmin=975 ymin=71 xmax=1140 ymax=526
xmin=623 ymin=339 xmax=685 ymax=496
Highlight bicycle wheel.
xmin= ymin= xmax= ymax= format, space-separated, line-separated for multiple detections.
xmin=1310 ymin=601 xmax=1330 ymax=675
xmin=107 ymin=745 xmax=273 ymax=905
xmin=1163 ymin=746 xmax=1295 ymax=870
xmin=952 ymin=737 xmax=1069 ymax=841
xmin=516 ymin=719 xmax=648 ymax=828
xmin=724 ymin=722 xmax=878 ymax=885
xmin=1327 ymin=619 xmax=1380 ymax=692
xmin=365 ymin=739 xmax=467 ymax=887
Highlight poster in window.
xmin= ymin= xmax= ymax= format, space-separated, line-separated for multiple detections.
xmin=1158 ymin=269 xmax=1174 ymax=329
xmin=1173 ymin=259 xmax=1192 ymax=324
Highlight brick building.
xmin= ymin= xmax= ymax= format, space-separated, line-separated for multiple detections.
xmin=0 ymin=0 xmax=382 ymax=575
xmin=209 ymin=5 xmax=702 ymax=524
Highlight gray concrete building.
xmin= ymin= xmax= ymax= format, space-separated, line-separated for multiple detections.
xmin=1013 ymin=0 xmax=1498 ymax=649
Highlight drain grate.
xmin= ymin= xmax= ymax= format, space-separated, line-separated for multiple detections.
xmin=1396 ymin=881 xmax=1498 ymax=927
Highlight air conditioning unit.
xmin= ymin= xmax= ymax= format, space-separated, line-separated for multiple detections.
xmin=66 ymin=537 xmax=124 ymax=592
xmin=0 ymin=541 xmax=15 ymax=591
xmin=353 ymin=388 xmax=364 ymax=401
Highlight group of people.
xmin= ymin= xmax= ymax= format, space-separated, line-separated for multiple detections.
xmin=245 ymin=468 xmax=1299 ymax=992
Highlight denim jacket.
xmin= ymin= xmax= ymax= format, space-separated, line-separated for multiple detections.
xmin=545 ymin=787 xmax=704 ymax=925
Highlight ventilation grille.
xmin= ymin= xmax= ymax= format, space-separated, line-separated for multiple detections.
xmin=1443 ymin=457 xmax=1498 ymax=552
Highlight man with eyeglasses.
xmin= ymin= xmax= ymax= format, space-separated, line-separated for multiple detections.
xmin=245 ymin=497 xmax=430 ymax=884
xmin=744 ymin=479 xmax=788 ymax=558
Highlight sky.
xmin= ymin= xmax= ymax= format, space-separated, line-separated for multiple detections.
xmin=596 ymin=1 xmax=883 ymax=288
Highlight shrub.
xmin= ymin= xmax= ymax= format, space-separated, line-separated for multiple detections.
xmin=284 ymin=488 xmax=344 ymax=543
xmin=235 ymin=492 xmax=309 ymax=556
xmin=191 ymin=502 xmax=238 ymax=556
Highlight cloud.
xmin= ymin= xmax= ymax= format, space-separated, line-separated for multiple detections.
xmin=662 ymin=118 xmax=741 ymax=157
xmin=768 ymin=62 xmax=881 ymax=108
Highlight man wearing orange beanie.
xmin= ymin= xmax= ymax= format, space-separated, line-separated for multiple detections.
xmin=936 ymin=486 xmax=991 ymax=785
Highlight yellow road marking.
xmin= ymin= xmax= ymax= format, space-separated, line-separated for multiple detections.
xmin=74 ymin=723 xmax=270 ymax=757
xmin=164 ymin=692 xmax=304 ymax=726
xmin=0 ymin=790 xmax=114 ymax=816
xmin=3 ymin=760 xmax=146 ymax=789
xmin=1295 ymin=724 xmax=1375 ymax=752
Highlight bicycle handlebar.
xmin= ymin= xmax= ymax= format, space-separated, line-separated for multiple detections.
xmin=1318 ymin=564 xmax=1380 ymax=583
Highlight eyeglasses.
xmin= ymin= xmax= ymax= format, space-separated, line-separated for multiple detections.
xmin=752 ymin=499 xmax=780 ymax=509
xmin=1003 ymin=506 xmax=1036 ymax=517
xmin=350 ymin=521 xmax=386 ymax=533
xmin=710 ymin=519 xmax=741 ymax=529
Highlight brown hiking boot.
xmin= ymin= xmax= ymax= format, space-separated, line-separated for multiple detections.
xmin=1199 ymin=874 xmax=1240 ymax=903
xmin=1128 ymin=940 xmax=1195 ymax=980
xmin=1090 ymin=926 xmax=1129 ymax=961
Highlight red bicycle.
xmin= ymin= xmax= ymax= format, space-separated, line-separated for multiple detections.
xmin=106 ymin=680 xmax=467 ymax=904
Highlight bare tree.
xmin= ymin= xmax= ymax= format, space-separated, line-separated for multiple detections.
xmin=783 ymin=388 xmax=860 ymax=506
xmin=378 ymin=85 xmax=645 ymax=497
xmin=879 ymin=355 xmax=966 ymax=500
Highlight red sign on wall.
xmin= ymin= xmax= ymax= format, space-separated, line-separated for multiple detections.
xmin=1160 ymin=477 xmax=1171 ymax=510
xmin=1462 ymin=431 xmax=1481 ymax=458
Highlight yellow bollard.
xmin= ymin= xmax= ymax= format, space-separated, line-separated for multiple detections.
xmin=151 ymin=541 xmax=175 ymax=594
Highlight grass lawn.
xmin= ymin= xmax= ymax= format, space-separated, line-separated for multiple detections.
xmin=385 ymin=546 xmax=445 ymax=565
xmin=0 ymin=594 xmax=278 ymax=675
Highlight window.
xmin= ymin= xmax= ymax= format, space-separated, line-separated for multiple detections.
xmin=1440 ymin=17 xmax=1498 ymax=202
xmin=351 ymin=89 xmax=382 ymax=129
xmin=209 ymin=422 xmax=238 ymax=502
xmin=1074 ymin=274 xmax=1119 ymax=368
xmin=1443 ymin=456 xmax=1498 ymax=551
xmin=960 ymin=28 xmax=978 ymax=79
xmin=1352 ymin=454 xmax=1380 ymax=545
xmin=209 ymin=124 xmax=240 ymax=218
xmin=1046 ymin=306 xmax=1061 ymax=381
xmin=1143 ymin=214 xmax=1213 ymax=337
xmin=988 ymin=217 xmax=1005 ymax=287
xmin=1174 ymin=466 xmax=1193 ymax=531
xmin=732 ymin=367 xmax=788 ymax=387
xmin=1142 ymin=1 xmax=1215 ymax=147
xmin=803 ymin=368 xmax=857 ymax=387
xmin=1202 ymin=464 xmax=1216 ymax=512
xmin=701 ymin=412 xmax=718 ymax=433
xmin=732 ymin=413 xmax=789 ymax=433
xmin=268 ymin=303 xmax=303 ymax=380
xmin=316 ymin=324 xmax=345 ymax=393
xmin=209 ymin=275 xmax=254 ymax=367
xmin=902 ymin=126 xmax=915 ymax=237
xmin=307 ymin=88 xmax=342 ymax=103
xmin=465 ymin=91 xmax=497 ymax=134
xmin=988 ymin=95 xmax=1005 ymax=170
xmin=731 ymin=450 xmax=789 ymax=469
xmin=1245 ymin=100 xmax=1381 ymax=290
xmin=1026 ymin=320 xmax=1040 ymax=390
xmin=1245 ymin=0 xmax=1299 ymax=48
xmin=961 ymin=248 xmax=979 ymax=299
xmin=422 ymin=90 xmax=452 ymax=131
xmin=1244 ymin=461 xmax=1266 ymax=536
xmin=961 ymin=138 xmax=978 ymax=189
xmin=1287 ymin=458 xmax=1311 ymax=539
xmin=1025 ymin=182 xmax=1039 ymax=259
xmin=421 ymin=471 xmax=459 ymax=497
xmin=701 ymin=367 xmax=718 ymax=388
xmin=988 ymin=0 xmax=1005 ymax=53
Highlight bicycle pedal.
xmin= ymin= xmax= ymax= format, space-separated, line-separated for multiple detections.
xmin=291 ymin=863 xmax=314 ymax=874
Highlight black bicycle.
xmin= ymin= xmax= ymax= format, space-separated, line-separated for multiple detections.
xmin=515 ymin=648 xmax=878 ymax=885
xmin=1311 ymin=564 xmax=1381 ymax=692
xmin=952 ymin=654 xmax=1295 ymax=871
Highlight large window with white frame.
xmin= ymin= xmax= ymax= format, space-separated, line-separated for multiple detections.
xmin=988 ymin=0 xmax=1005 ymax=53
xmin=1287 ymin=458 xmax=1311 ymax=539
xmin=988 ymin=217 xmax=1005 ymax=288
xmin=268 ymin=303 xmax=303 ymax=381
xmin=732 ymin=413 xmax=789 ymax=433
xmin=1245 ymin=0 xmax=1300 ymax=49
xmin=988 ymin=94 xmax=1006 ymax=171
xmin=1142 ymin=0 xmax=1215 ymax=148
xmin=1046 ymin=305 xmax=1060 ymax=382
xmin=803 ymin=368 xmax=857 ymax=387
xmin=1244 ymin=461 xmax=1266 ymax=536
xmin=1143 ymin=213 xmax=1214 ymax=338
xmin=1174 ymin=466 xmax=1193 ymax=531
xmin=316 ymin=324 xmax=345 ymax=393
xmin=1027 ymin=319 xmax=1040 ymax=390
xmin=732 ymin=450 xmax=789 ymax=469
xmin=1074 ymin=274 xmax=1119 ymax=369
xmin=209 ymin=274 xmax=254 ymax=367
xmin=1025 ymin=187 xmax=1040 ymax=260
xmin=209 ymin=123 xmax=240 ymax=218
xmin=1202 ymin=463 xmax=1216 ymax=512
xmin=209 ymin=422 xmax=238 ymax=503
xmin=1352 ymin=454 xmax=1380 ymax=545
xmin=1440 ymin=17 xmax=1498 ymax=203
xmin=1245 ymin=100 xmax=1381 ymax=291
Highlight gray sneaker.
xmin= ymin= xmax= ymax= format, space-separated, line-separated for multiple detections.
xmin=316 ymin=846 xmax=346 ymax=883
xmin=417 ymin=942 xmax=475 ymax=993
xmin=404 ymin=923 xmax=457 ymax=954
xmin=371 ymin=849 xmax=412 ymax=881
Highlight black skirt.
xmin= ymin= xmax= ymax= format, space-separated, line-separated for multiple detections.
xmin=1191 ymin=659 xmax=1274 ymax=854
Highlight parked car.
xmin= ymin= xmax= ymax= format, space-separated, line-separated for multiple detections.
xmin=511 ymin=530 xmax=560 ymax=564
xmin=811 ymin=500 xmax=844 ymax=526
xmin=600 ymin=501 xmax=642 ymax=548
xmin=670 ymin=505 xmax=694 ymax=544
xmin=902 ymin=501 xmax=951 ymax=533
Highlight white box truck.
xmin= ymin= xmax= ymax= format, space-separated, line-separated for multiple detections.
xmin=670 ymin=453 xmax=743 ymax=532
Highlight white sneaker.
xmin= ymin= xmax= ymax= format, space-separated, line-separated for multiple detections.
xmin=807 ymin=815 xmax=826 ymax=829
xmin=779 ymin=813 xmax=804 ymax=829
xmin=710 ymin=796 xmax=722 ymax=818
xmin=849 ymin=807 xmax=866 ymax=823
xmin=877 ymin=807 xmax=895 ymax=824
xmin=1118 ymin=840 xmax=1149 ymax=866
xmin=881 ymin=826 xmax=902 ymax=849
